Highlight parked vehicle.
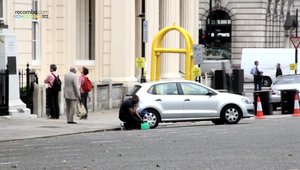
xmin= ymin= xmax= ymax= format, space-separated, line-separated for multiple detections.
xmin=270 ymin=74 xmax=300 ymax=110
xmin=126 ymin=80 xmax=254 ymax=128
xmin=241 ymin=48 xmax=296 ymax=87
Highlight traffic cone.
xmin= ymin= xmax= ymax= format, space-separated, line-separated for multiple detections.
xmin=292 ymin=94 xmax=300 ymax=117
xmin=255 ymin=96 xmax=265 ymax=119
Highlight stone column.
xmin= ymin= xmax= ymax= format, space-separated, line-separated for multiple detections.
xmin=110 ymin=0 xmax=137 ymax=82
xmin=145 ymin=0 xmax=159 ymax=80
xmin=160 ymin=0 xmax=181 ymax=79
xmin=180 ymin=0 xmax=199 ymax=75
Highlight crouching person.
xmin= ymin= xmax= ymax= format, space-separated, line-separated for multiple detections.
xmin=119 ymin=95 xmax=143 ymax=130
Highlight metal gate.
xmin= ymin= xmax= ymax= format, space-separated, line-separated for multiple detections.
xmin=0 ymin=68 xmax=9 ymax=116
xmin=19 ymin=64 xmax=38 ymax=114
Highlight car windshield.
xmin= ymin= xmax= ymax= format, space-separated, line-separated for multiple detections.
xmin=273 ymin=75 xmax=300 ymax=85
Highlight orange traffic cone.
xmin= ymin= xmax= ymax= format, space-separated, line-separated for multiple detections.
xmin=292 ymin=94 xmax=300 ymax=117
xmin=255 ymin=96 xmax=265 ymax=119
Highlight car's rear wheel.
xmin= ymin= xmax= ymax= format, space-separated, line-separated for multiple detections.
xmin=221 ymin=105 xmax=242 ymax=124
xmin=211 ymin=119 xmax=225 ymax=125
xmin=143 ymin=109 xmax=160 ymax=129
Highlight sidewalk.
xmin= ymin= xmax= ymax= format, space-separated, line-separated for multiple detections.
xmin=0 ymin=108 xmax=295 ymax=142
xmin=0 ymin=109 xmax=121 ymax=142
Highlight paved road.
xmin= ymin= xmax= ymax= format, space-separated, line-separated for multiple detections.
xmin=1 ymin=116 xmax=300 ymax=170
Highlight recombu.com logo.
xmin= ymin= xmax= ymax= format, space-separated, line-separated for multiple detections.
xmin=14 ymin=10 xmax=49 ymax=19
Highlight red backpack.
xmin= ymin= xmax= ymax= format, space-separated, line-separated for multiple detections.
xmin=82 ymin=76 xmax=92 ymax=93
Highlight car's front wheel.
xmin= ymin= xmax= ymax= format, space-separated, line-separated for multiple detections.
xmin=221 ymin=105 xmax=242 ymax=124
xmin=142 ymin=109 xmax=160 ymax=129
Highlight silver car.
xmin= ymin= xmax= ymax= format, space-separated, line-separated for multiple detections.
xmin=127 ymin=80 xmax=254 ymax=128
xmin=271 ymin=74 xmax=300 ymax=109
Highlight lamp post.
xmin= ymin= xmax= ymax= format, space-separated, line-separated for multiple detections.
xmin=139 ymin=0 xmax=147 ymax=83
xmin=295 ymin=9 xmax=298 ymax=74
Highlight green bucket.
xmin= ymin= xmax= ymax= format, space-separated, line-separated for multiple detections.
xmin=140 ymin=122 xmax=150 ymax=130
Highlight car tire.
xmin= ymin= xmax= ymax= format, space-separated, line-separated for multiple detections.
xmin=211 ymin=119 xmax=225 ymax=125
xmin=143 ymin=109 xmax=160 ymax=129
xmin=221 ymin=105 xmax=242 ymax=124
xmin=262 ymin=76 xmax=272 ymax=87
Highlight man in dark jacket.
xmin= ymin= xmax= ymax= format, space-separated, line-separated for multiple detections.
xmin=119 ymin=95 xmax=143 ymax=130
xmin=276 ymin=63 xmax=282 ymax=77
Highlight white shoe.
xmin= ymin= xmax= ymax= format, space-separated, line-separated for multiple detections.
xmin=120 ymin=123 xmax=125 ymax=130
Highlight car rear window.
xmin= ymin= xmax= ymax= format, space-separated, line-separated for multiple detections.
xmin=127 ymin=85 xmax=141 ymax=96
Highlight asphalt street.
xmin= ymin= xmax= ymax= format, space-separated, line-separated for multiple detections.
xmin=1 ymin=116 xmax=300 ymax=170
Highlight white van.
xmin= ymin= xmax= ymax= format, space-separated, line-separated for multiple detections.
xmin=240 ymin=48 xmax=297 ymax=87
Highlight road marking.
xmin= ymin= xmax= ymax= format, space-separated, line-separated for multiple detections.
xmin=45 ymin=153 xmax=80 ymax=158
xmin=90 ymin=140 xmax=119 ymax=144
xmin=44 ymin=146 xmax=71 ymax=149
xmin=0 ymin=157 xmax=16 ymax=160
xmin=0 ymin=161 xmax=19 ymax=165
xmin=54 ymin=149 xmax=81 ymax=153
xmin=208 ymin=129 xmax=228 ymax=132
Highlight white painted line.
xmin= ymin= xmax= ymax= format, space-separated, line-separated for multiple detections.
xmin=0 ymin=157 xmax=16 ymax=160
xmin=44 ymin=146 xmax=71 ymax=149
xmin=0 ymin=161 xmax=19 ymax=165
xmin=45 ymin=153 xmax=80 ymax=158
xmin=90 ymin=140 xmax=119 ymax=144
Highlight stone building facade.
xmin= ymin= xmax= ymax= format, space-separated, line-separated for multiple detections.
xmin=199 ymin=0 xmax=300 ymax=67
xmin=0 ymin=0 xmax=299 ymax=85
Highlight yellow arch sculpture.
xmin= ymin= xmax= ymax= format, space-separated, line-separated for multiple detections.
xmin=150 ymin=24 xmax=195 ymax=81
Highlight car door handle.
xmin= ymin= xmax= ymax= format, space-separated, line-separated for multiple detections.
xmin=184 ymin=99 xmax=190 ymax=101
xmin=155 ymin=99 xmax=162 ymax=101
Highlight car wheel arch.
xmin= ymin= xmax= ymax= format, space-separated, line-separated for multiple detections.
xmin=141 ymin=108 xmax=161 ymax=129
xmin=220 ymin=104 xmax=242 ymax=124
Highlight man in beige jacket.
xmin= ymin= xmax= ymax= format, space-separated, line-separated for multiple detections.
xmin=64 ymin=66 xmax=81 ymax=124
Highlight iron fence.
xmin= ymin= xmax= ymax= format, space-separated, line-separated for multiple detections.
xmin=19 ymin=64 xmax=38 ymax=114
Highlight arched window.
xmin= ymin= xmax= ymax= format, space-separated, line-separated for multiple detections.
xmin=206 ymin=10 xmax=231 ymax=59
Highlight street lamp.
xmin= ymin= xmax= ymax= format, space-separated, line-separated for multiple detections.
xmin=138 ymin=0 xmax=147 ymax=83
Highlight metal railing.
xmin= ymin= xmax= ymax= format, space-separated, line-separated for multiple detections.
xmin=19 ymin=64 xmax=38 ymax=114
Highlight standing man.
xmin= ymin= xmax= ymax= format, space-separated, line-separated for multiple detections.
xmin=119 ymin=95 xmax=143 ymax=130
xmin=64 ymin=66 xmax=81 ymax=124
xmin=44 ymin=64 xmax=60 ymax=119
xmin=250 ymin=61 xmax=263 ymax=91
xmin=276 ymin=63 xmax=283 ymax=77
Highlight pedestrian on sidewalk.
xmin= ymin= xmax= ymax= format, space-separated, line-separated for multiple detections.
xmin=119 ymin=95 xmax=143 ymax=130
xmin=250 ymin=60 xmax=263 ymax=91
xmin=276 ymin=63 xmax=282 ymax=77
xmin=44 ymin=64 xmax=60 ymax=119
xmin=64 ymin=66 xmax=81 ymax=124
xmin=79 ymin=66 xmax=92 ymax=119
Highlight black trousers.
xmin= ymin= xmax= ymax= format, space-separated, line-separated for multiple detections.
xmin=47 ymin=88 xmax=60 ymax=119
xmin=121 ymin=115 xmax=142 ymax=130
xmin=81 ymin=93 xmax=88 ymax=118
xmin=254 ymin=75 xmax=262 ymax=91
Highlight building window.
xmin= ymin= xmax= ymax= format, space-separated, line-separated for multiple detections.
xmin=76 ymin=0 xmax=95 ymax=60
xmin=32 ymin=0 xmax=40 ymax=61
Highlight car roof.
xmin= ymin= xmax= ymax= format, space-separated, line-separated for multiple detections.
xmin=272 ymin=74 xmax=300 ymax=85
xmin=140 ymin=79 xmax=198 ymax=86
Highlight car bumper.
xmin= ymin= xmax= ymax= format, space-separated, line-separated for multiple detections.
xmin=242 ymin=103 xmax=255 ymax=118
xmin=271 ymin=94 xmax=281 ymax=104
